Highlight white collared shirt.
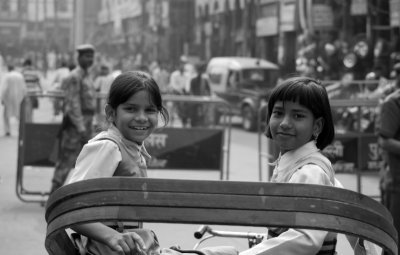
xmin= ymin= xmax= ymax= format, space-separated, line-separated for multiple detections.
xmin=240 ymin=142 xmax=335 ymax=255
xmin=66 ymin=125 xmax=150 ymax=184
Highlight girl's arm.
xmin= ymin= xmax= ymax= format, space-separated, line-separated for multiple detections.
xmin=71 ymin=223 xmax=146 ymax=254
xmin=239 ymin=229 xmax=327 ymax=255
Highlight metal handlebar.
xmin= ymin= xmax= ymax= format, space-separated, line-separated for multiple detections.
xmin=193 ymin=225 xmax=266 ymax=250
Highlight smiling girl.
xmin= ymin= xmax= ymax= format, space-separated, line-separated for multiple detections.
xmin=65 ymin=71 xmax=169 ymax=255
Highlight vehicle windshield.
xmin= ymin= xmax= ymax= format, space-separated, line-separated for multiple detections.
xmin=242 ymin=68 xmax=279 ymax=88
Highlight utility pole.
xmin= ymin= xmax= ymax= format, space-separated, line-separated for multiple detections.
xmin=70 ymin=0 xmax=76 ymax=52
xmin=54 ymin=0 xmax=59 ymax=58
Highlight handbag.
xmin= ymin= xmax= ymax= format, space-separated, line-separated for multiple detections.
xmin=73 ymin=228 xmax=160 ymax=255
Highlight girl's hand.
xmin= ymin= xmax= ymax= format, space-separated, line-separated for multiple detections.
xmin=107 ymin=231 xmax=147 ymax=254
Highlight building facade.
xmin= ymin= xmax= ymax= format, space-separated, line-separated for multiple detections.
xmin=95 ymin=0 xmax=195 ymax=69
xmin=1 ymin=0 xmax=399 ymax=77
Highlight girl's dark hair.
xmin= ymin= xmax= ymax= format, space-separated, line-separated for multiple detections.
xmin=107 ymin=71 xmax=169 ymax=126
xmin=265 ymin=76 xmax=335 ymax=150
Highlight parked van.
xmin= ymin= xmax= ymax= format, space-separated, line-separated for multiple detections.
xmin=206 ymin=57 xmax=280 ymax=131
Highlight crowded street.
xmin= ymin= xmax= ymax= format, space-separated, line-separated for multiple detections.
xmin=1 ymin=0 xmax=399 ymax=254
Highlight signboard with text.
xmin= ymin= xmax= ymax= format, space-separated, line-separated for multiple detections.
xmin=145 ymin=127 xmax=224 ymax=171
xmin=323 ymin=133 xmax=384 ymax=173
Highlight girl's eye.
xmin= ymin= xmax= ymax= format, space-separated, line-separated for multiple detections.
xmin=146 ymin=107 xmax=158 ymax=114
xmin=123 ymin=106 xmax=136 ymax=112
xmin=271 ymin=110 xmax=283 ymax=116
xmin=294 ymin=113 xmax=306 ymax=119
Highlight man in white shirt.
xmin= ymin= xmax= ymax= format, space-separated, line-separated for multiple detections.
xmin=169 ymin=56 xmax=192 ymax=126
xmin=1 ymin=65 xmax=27 ymax=136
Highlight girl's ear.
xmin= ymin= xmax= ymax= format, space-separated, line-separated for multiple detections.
xmin=313 ymin=117 xmax=324 ymax=137
xmin=105 ymin=104 xmax=115 ymax=122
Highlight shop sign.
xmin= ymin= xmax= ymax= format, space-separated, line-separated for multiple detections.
xmin=312 ymin=4 xmax=334 ymax=30
xmin=390 ymin=0 xmax=400 ymax=27
xmin=351 ymin=0 xmax=368 ymax=15
xmin=257 ymin=2 xmax=278 ymax=37
xmin=204 ymin=22 xmax=212 ymax=37
xmin=256 ymin=17 xmax=278 ymax=37
xmin=280 ymin=1 xmax=296 ymax=32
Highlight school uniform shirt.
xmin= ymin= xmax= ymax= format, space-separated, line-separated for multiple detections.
xmin=240 ymin=141 xmax=336 ymax=255
xmin=66 ymin=125 xmax=150 ymax=184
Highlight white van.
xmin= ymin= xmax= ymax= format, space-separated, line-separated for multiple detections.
xmin=206 ymin=57 xmax=279 ymax=131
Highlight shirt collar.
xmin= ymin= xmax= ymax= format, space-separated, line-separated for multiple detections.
xmin=109 ymin=125 xmax=151 ymax=159
xmin=277 ymin=141 xmax=319 ymax=171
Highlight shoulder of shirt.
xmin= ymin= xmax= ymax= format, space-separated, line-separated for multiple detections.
xmin=91 ymin=131 xmax=121 ymax=147
xmin=294 ymin=164 xmax=332 ymax=183
xmin=87 ymin=137 xmax=120 ymax=152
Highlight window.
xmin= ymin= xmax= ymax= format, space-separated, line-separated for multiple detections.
xmin=1 ymin=0 xmax=10 ymax=11
xmin=19 ymin=0 xmax=27 ymax=12
xmin=56 ymin=0 xmax=68 ymax=12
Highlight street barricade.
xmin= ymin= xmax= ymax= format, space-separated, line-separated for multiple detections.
xmin=16 ymin=90 xmax=64 ymax=203
xmin=16 ymin=92 xmax=232 ymax=204
xmin=146 ymin=94 xmax=232 ymax=180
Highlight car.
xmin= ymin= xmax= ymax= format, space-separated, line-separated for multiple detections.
xmin=206 ymin=57 xmax=280 ymax=131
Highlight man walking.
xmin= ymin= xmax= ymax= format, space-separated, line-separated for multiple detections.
xmin=0 ymin=65 xmax=27 ymax=136
xmin=376 ymin=62 xmax=400 ymax=255
xmin=49 ymin=44 xmax=96 ymax=194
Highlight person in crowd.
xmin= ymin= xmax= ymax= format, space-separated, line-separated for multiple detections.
xmin=151 ymin=60 xmax=170 ymax=94
xmin=21 ymin=58 xmax=42 ymax=121
xmin=64 ymin=71 xmax=169 ymax=254
xmin=21 ymin=58 xmax=42 ymax=92
xmin=376 ymin=62 xmax=400 ymax=255
xmin=169 ymin=56 xmax=192 ymax=127
xmin=189 ymin=62 xmax=211 ymax=127
xmin=49 ymin=44 xmax=96 ymax=194
xmin=93 ymin=63 xmax=115 ymax=130
xmin=50 ymin=59 xmax=70 ymax=117
xmin=160 ymin=77 xmax=371 ymax=255
xmin=0 ymin=65 xmax=27 ymax=136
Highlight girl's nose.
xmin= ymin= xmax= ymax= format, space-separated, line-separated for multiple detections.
xmin=135 ymin=111 xmax=147 ymax=121
xmin=279 ymin=115 xmax=292 ymax=129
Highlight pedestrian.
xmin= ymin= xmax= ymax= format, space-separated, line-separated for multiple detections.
xmin=169 ymin=56 xmax=191 ymax=127
xmin=188 ymin=62 xmax=211 ymax=127
xmin=50 ymin=59 xmax=70 ymax=117
xmin=21 ymin=58 xmax=42 ymax=92
xmin=376 ymin=62 xmax=400 ymax=255
xmin=49 ymin=44 xmax=96 ymax=194
xmin=21 ymin=58 xmax=42 ymax=122
xmin=63 ymin=71 xmax=169 ymax=255
xmin=151 ymin=60 xmax=170 ymax=94
xmin=93 ymin=63 xmax=115 ymax=130
xmin=0 ymin=65 xmax=27 ymax=136
xmin=160 ymin=77 xmax=371 ymax=255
